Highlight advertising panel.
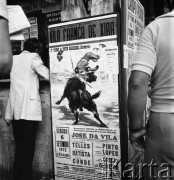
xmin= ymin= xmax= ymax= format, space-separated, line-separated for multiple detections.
xmin=23 ymin=17 xmax=38 ymax=40
xmin=127 ymin=0 xmax=144 ymax=50
xmin=49 ymin=14 xmax=121 ymax=180
xmin=126 ymin=0 xmax=145 ymax=166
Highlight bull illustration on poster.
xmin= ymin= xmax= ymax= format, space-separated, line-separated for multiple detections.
xmin=50 ymin=41 xmax=118 ymax=128
xmin=55 ymin=47 xmax=108 ymax=127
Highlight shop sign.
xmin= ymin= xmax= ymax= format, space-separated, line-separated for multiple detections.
xmin=127 ymin=0 xmax=144 ymax=49
xmin=11 ymin=41 xmax=22 ymax=54
xmin=46 ymin=10 xmax=61 ymax=25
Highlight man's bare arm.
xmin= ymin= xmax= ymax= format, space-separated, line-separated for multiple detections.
xmin=128 ymin=70 xmax=150 ymax=130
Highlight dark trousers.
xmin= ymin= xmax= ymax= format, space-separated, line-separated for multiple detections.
xmin=12 ymin=120 xmax=39 ymax=180
xmin=144 ymin=112 xmax=174 ymax=179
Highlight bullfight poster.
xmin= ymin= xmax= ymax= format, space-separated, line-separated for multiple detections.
xmin=49 ymin=14 xmax=121 ymax=180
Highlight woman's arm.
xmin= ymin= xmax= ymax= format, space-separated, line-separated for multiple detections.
xmin=31 ymin=54 xmax=50 ymax=81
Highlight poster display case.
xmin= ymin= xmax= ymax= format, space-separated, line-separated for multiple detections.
xmin=125 ymin=0 xmax=145 ymax=166
xmin=49 ymin=14 xmax=121 ymax=180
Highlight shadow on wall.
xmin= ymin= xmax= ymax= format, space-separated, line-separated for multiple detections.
xmin=0 ymin=95 xmax=14 ymax=180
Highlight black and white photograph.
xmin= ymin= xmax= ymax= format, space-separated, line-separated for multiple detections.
xmin=0 ymin=0 xmax=174 ymax=180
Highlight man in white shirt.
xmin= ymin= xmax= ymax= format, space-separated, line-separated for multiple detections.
xmin=128 ymin=10 xmax=174 ymax=179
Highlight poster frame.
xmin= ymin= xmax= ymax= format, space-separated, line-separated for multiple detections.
xmin=49 ymin=13 xmax=124 ymax=180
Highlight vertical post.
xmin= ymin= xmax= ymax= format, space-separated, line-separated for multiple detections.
xmin=154 ymin=0 xmax=164 ymax=16
xmin=146 ymin=0 xmax=155 ymax=25
xmin=116 ymin=0 xmax=128 ymax=178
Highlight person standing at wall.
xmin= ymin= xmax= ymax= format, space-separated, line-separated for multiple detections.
xmin=0 ymin=0 xmax=13 ymax=74
xmin=127 ymin=9 xmax=174 ymax=179
xmin=5 ymin=38 xmax=50 ymax=180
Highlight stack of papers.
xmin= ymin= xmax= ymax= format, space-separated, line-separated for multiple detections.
xmin=10 ymin=31 xmax=25 ymax=41
xmin=8 ymin=5 xmax=31 ymax=40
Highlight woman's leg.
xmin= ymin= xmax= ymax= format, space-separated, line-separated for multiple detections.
xmin=12 ymin=120 xmax=24 ymax=180
xmin=20 ymin=120 xmax=39 ymax=180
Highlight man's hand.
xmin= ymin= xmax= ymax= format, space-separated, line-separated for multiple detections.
xmin=129 ymin=127 xmax=147 ymax=152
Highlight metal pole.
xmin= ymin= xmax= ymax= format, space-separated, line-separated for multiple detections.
xmin=116 ymin=0 xmax=128 ymax=179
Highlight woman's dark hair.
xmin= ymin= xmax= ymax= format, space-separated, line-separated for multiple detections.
xmin=23 ymin=38 xmax=42 ymax=53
